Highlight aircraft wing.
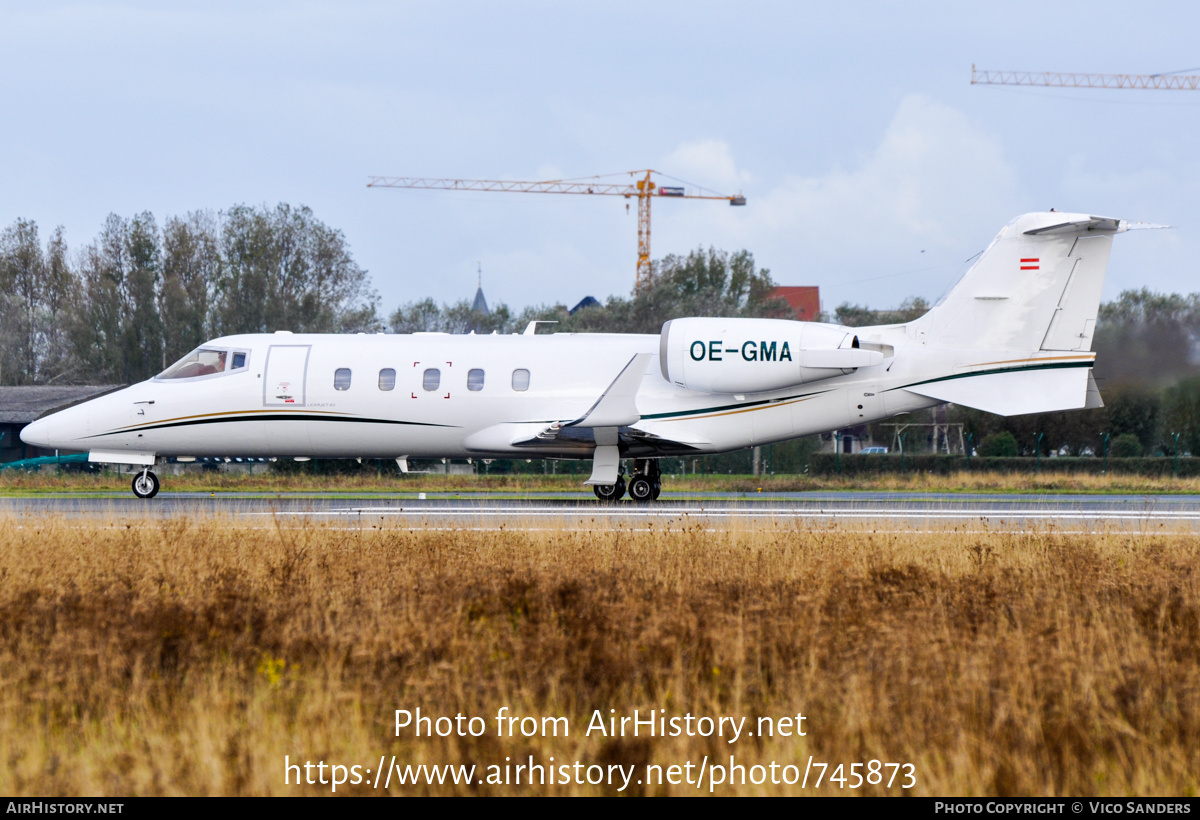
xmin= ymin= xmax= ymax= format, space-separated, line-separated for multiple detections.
xmin=563 ymin=353 xmax=651 ymax=428
xmin=509 ymin=424 xmax=705 ymax=456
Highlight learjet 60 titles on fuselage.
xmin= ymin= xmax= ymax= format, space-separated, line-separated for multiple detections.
xmin=22 ymin=212 xmax=1146 ymax=499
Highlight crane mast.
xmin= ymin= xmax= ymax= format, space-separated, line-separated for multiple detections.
xmin=368 ymin=169 xmax=746 ymax=293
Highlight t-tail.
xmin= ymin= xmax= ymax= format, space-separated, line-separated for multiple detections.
xmin=900 ymin=212 xmax=1140 ymax=416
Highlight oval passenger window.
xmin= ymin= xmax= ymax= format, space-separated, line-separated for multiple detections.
xmin=423 ymin=368 xmax=441 ymax=391
xmin=379 ymin=368 xmax=396 ymax=391
xmin=512 ymin=369 xmax=530 ymax=392
xmin=467 ymin=368 xmax=485 ymax=391
xmin=334 ymin=368 xmax=352 ymax=390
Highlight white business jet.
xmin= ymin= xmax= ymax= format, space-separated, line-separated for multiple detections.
xmin=22 ymin=212 xmax=1141 ymax=500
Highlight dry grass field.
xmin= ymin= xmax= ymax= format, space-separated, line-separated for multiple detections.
xmin=1 ymin=514 xmax=1197 ymax=796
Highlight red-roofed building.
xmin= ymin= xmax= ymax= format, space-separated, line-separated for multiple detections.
xmin=770 ymin=286 xmax=820 ymax=321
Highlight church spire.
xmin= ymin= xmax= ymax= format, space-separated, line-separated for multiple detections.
xmin=472 ymin=262 xmax=489 ymax=315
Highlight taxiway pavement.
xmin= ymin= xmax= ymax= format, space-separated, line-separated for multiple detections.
xmin=2 ymin=492 xmax=1198 ymax=532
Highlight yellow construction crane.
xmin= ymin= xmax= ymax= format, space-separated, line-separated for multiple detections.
xmin=971 ymin=64 xmax=1200 ymax=90
xmin=367 ymin=169 xmax=747 ymax=293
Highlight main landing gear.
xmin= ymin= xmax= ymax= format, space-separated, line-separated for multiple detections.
xmin=592 ymin=459 xmax=661 ymax=503
xmin=593 ymin=475 xmax=625 ymax=502
xmin=132 ymin=468 xmax=160 ymax=499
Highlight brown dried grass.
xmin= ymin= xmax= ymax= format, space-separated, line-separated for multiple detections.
xmin=0 ymin=514 xmax=1197 ymax=795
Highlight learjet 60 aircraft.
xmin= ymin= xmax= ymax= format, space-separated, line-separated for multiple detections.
xmin=23 ymin=212 xmax=1141 ymax=500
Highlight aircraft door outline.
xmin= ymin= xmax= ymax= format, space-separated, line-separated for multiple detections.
xmin=263 ymin=345 xmax=311 ymax=408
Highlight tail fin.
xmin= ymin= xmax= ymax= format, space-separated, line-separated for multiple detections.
xmin=923 ymin=212 xmax=1124 ymax=351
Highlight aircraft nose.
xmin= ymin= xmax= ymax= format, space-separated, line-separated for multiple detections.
xmin=20 ymin=416 xmax=54 ymax=448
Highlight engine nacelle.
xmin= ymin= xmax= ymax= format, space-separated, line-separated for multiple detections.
xmin=659 ymin=317 xmax=883 ymax=393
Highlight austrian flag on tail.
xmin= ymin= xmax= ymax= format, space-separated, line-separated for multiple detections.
xmin=1020 ymin=258 xmax=1039 ymax=270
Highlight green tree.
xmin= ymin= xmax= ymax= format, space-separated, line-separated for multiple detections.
xmin=121 ymin=212 xmax=165 ymax=379
xmin=834 ymin=296 xmax=930 ymax=328
xmin=390 ymin=298 xmax=449 ymax=334
xmin=389 ymin=298 xmax=515 ymax=335
xmin=161 ymin=211 xmax=220 ymax=367
xmin=39 ymin=226 xmax=79 ymax=383
xmin=1161 ymin=376 xmax=1200 ymax=456
xmin=0 ymin=220 xmax=77 ymax=384
xmin=1109 ymin=433 xmax=1143 ymax=458
xmin=0 ymin=219 xmax=45 ymax=384
xmin=74 ymin=215 xmax=131 ymax=383
xmin=215 ymin=204 xmax=378 ymax=335
xmin=71 ymin=213 xmax=167 ymax=384
xmin=1093 ymin=288 xmax=1200 ymax=388
xmin=511 ymin=247 xmax=789 ymax=335
xmin=1103 ymin=387 xmax=1160 ymax=454
xmin=978 ymin=431 xmax=1018 ymax=457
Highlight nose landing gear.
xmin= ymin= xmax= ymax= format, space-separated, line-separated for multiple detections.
xmin=131 ymin=468 xmax=160 ymax=499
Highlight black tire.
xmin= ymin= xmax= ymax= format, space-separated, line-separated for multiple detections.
xmin=650 ymin=480 xmax=662 ymax=501
xmin=593 ymin=475 xmax=626 ymax=502
xmin=131 ymin=470 xmax=160 ymax=499
xmin=628 ymin=475 xmax=654 ymax=502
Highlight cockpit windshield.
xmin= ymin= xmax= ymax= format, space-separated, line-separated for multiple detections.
xmin=157 ymin=347 xmax=248 ymax=380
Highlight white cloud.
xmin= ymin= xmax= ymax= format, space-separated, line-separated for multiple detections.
xmin=661 ymin=139 xmax=751 ymax=192
xmin=758 ymin=95 xmax=1017 ymax=247
xmin=652 ymin=96 xmax=1024 ymax=309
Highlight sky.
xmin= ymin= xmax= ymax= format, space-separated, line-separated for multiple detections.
xmin=2 ymin=1 xmax=1199 ymax=322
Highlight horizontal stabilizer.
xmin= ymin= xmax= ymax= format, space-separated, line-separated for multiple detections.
xmin=1023 ymin=216 xmax=1122 ymax=236
xmin=905 ymin=366 xmax=1090 ymax=416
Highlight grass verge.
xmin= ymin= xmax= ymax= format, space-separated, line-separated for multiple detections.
xmin=1 ymin=515 xmax=1196 ymax=795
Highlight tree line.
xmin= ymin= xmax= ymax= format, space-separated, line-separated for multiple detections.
xmin=391 ymin=247 xmax=793 ymax=335
xmin=0 ymin=205 xmax=378 ymax=386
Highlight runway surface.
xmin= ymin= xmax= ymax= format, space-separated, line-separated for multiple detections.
xmin=3 ymin=491 xmax=1200 ymax=532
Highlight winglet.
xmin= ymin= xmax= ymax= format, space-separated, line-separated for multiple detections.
xmin=566 ymin=353 xmax=651 ymax=428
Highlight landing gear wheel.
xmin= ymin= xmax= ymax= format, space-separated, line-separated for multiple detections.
xmin=131 ymin=469 xmax=159 ymax=499
xmin=628 ymin=475 xmax=655 ymax=502
xmin=627 ymin=458 xmax=663 ymax=502
xmin=593 ymin=475 xmax=626 ymax=502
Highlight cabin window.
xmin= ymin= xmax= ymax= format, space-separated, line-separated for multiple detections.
xmin=423 ymin=368 xmax=441 ymax=391
xmin=512 ymin=369 xmax=530 ymax=392
xmin=378 ymin=368 xmax=396 ymax=391
xmin=467 ymin=368 xmax=485 ymax=391
xmin=334 ymin=368 xmax=352 ymax=390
